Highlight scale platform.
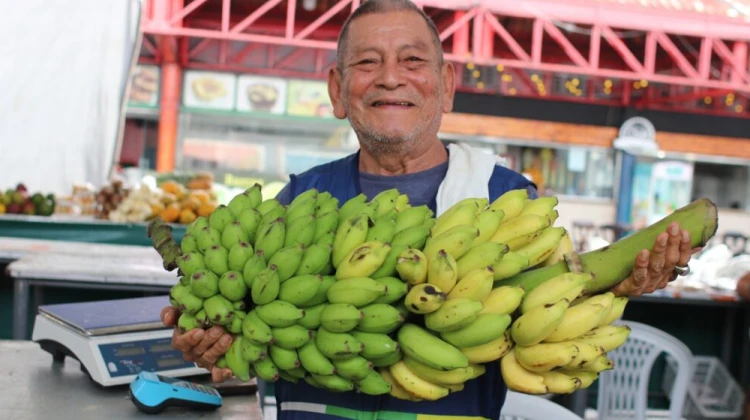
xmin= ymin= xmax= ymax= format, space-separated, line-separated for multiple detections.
xmin=32 ymin=295 xmax=208 ymax=387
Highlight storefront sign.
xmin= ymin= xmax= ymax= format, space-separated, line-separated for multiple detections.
xmin=235 ymin=75 xmax=287 ymax=114
xmin=127 ymin=65 xmax=160 ymax=108
xmin=613 ymin=116 xmax=659 ymax=156
xmin=182 ymin=70 xmax=237 ymax=110
xmin=286 ymin=79 xmax=334 ymax=118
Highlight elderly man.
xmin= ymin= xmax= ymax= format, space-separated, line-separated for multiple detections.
xmin=161 ymin=0 xmax=696 ymax=418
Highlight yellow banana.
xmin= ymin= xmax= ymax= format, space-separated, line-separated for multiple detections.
xmin=379 ymin=368 xmax=423 ymax=401
xmin=511 ymin=298 xmax=570 ymax=346
xmin=565 ymin=342 xmax=605 ymax=369
xmin=389 ymin=360 xmax=450 ymax=401
xmin=519 ymin=196 xmax=559 ymax=218
xmin=520 ymin=272 xmax=592 ymax=314
xmin=371 ymin=188 xmax=400 ymax=218
xmin=490 ymin=214 xmax=549 ymax=247
xmin=447 ymin=267 xmax=494 ymax=302
xmin=574 ymin=325 xmax=631 ymax=352
xmin=455 ymin=242 xmax=509 ymax=279
xmin=474 ymin=209 xmax=505 ymax=244
xmin=538 ymin=370 xmax=582 ymax=394
xmin=579 ymin=355 xmax=615 ymax=373
xmin=480 ymin=285 xmax=525 ymax=315
xmin=542 ymin=230 xmax=574 ymax=267
xmin=583 ymin=292 xmax=615 ymax=315
xmin=515 ymin=227 xmax=567 ymax=267
xmin=332 ymin=214 xmax=371 ymax=269
xmin=395 ymin=248 xmax=429 ymax=285
xmin=544 ymin=301 xmax=609 ymax=343
xmin=395 ymin=194 xmax=410 ymax=212
xmin=335 ymin=241 xmax=391 ymax=280
xmin=514 ymin=342 xmax=580 ymax=372
xmin=423 ymin=225 xmax=479 ymax=265
xmin=459 ymin=330 xmax=514 ymax=363
xmin=600 ymin=296 xmax=629 ymax=326
xmin=427 ymin=249 xmax=459 ymax=293
xmin=558 ymin=369 xmax=599 ymax=388
xmin=500 ymin=350 xmax=549 ymax=395
xmin=488 ymin=189 xmax=528 ymax=222
xmin=404 ymin=283 xmax=446 ymax=314
xmin=432 ymin=202 xmax=480 ymax=238
xmin=492 ymin=251 xmax=530 ymax=281
xmin=403 ymin=357 xmax=476 ymax=385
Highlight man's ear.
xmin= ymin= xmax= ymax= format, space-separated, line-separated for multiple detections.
xmin=328 ymin=67 xmax=348 ymax=120
xmin=441 ymin=61 xmax=456 ymax=113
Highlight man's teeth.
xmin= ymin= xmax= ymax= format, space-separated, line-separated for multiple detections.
xmin=376 ymin=102 xmax=411 ymax=106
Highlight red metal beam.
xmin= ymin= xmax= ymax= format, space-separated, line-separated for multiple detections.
xmin=230 ymin=0 xmax=283 ymax=34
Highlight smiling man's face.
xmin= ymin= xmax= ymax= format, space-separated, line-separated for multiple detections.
xmin=329 ymin=10 xmax=455 ymax=155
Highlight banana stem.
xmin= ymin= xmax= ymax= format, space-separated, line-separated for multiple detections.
xmin=564 ymin=252 xmax=583 ymax=274
xmin=499 ymin=198 xmax=718 ymax=294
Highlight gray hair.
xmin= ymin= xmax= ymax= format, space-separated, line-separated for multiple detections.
xmin=336 ymin=0 xmax=444 ymax=73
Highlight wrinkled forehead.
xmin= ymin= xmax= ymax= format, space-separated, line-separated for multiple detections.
xmin=343 ymin=12 xmax=439 ymax=58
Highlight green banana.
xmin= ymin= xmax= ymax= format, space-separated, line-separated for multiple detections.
xmin=256 ymin=300 xmax=305 ymax=327
xmin=320 ymin=303 xmax=364 ymax=333
xmin=314 ymin=211 xmax=339 ymax=242
xmin=338 ymin=193 xmax=367 ymax=223
xmin=357 ymin=303 xmax=405 ymax=334
xmin=285 ymin=214 xmax=316 ymax=248
xmin=270 ymin=345 xmax=301 ymax=370
xmin=242 ymin=310 xmax=274 ymax=345
xmin=251 ymin=264 xmax=280 ymax=305
xmin=296 ymin=243 xmax=333 ymax=276
xmin=397 ymin=323 xmax=469 ymax=370
xmin=369 ymin=243 xmax=408 ymax=279
xmin=371 ymin=188 xmax=400 ymax=218
xmin=272 ymin=325 xmax=313 ymax=350
xmin=301 ymin=275 xmax=337 ymax=307
xmin=298 ymin=340 xmax=336 ymax=375
xmin=373 ymin=277 xmax=409 ymax=304
xmin=227 ymin=242 xmax=254 ymax=273
xmin=242 ymin=251 xmax=267 ymax=288
xmin=394 ymin=206 xmax=433 ymax=233
xmin=226 ymin=335 xmax=251 ymax=382
xmin=218 ymin=271 xmax=247 ymax=301
xmin=333 ymin=356 xmax=373 ymax=381
xmin=311 ymin=374 xmax=354 ymax=392
xmin=368 ymin=349 xmax=403 ymax=367
xmin=350 ymin=331 xmax=400 ymax=360
xmin=356 ymin=370 xmax=392 ymax=395
xmin=255 ymin=217 xmax=287 ymax=262
xmin=241 ymin=339 xmax=267 ymax=362
xmin=395 ymin=248 xmax=428 ymax=285
xmin=253 ymin=357 xmax=281 ymax=382
xmin=366 ymin=216 xmax=397 ymax=243
xmin=278 ymin=274 xmax=324 ymax=306
xmin=297 ymin=303 xmax=327 ymax=329
xmin=326 ymin=277 xmax=387 ymax=307
xmin=315 ymin=328 xmax=364 ymax=360
xmin=491 ymin=251 xmax=530 ymax=281
xmin=474 ymin=209 xmax=505 ymax=244
xmin=391 ymin=225 xmax=431 ymax=249
xmin=238 ymin=208 xmax=262 ymax=244
xmin=423 ymin=225 xmax=480 ymax=265
xmin=268 ymin=245 xmax=305 ymax=282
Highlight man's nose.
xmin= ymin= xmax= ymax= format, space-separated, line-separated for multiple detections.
xmin=376 ymin=59 xmax=406 ymax=89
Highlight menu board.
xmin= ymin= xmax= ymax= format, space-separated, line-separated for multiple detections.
xmin=235 ymin=75 xmax=287 ymax=114
xmin=127 ymin=65 xmax=160 ymax=108
xmin=182 ymin=70 xmax=237 ymax=110
xmin=286 ymin=79 xmax=335 ymax=118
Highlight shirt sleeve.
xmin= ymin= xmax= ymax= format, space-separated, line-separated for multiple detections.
xmin=527 ymin=184 xmax=539 ymax=200
xmin=275 ymin=182 xmax=293 ymax=206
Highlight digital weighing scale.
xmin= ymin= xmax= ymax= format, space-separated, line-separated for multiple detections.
xmin=32 ymin=295 xmax=208 ymax=387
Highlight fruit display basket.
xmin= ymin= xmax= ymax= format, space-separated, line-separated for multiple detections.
xmin=662 ymin=355 xmax=744 ymax=419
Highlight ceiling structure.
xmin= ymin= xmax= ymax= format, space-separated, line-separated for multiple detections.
xmin=139 ymin=0 xmax=750 ymax=117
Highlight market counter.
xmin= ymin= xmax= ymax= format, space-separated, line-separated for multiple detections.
xmin=0 ymin=340 xmax=261 ymax=420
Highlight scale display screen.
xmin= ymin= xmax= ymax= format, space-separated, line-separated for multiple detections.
xmin=98 ymin=337 xmax=196 ymax=378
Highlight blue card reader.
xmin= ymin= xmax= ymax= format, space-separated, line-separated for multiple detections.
xmin=129 ymin=371 xmax=222 ymax=414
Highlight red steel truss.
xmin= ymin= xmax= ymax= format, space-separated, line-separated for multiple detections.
xmin=139 ymin=0 xmax=750 ymax=115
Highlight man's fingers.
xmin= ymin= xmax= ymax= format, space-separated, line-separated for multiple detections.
xmin=211 ymin=367 xmax=234 ymax=383
xmin=677 ymin=230 xmax=693 ymax=267
xmin=664 ymin=223 xmax=682 ymax=270
xmin=648 ymin=232 xmax=669 ymax=280
xmin=190 ymin=326 xmax=224 ymax=359
xmin=201 ymin=334 xmax=233 ymax=366
xmin=161 ymin=306 xmax=179 ymax=327
xmin=173 ymin=328 xmax=205 ymax=353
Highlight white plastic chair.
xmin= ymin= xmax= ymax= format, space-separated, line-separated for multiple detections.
xmin=501 ymin=390 xmax=583 ymax=420
xmin=596 ymin=320 xmax=694 ymax=420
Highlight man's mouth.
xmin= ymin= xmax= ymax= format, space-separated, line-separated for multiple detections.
xmin=372 ymin=101 xmax=414 ymax=107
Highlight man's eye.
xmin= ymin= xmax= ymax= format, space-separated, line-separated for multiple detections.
xmin=406 ymin=56 xmax=424 ymax=62
xmin=357 ymin=59 xmax=377 ymax=65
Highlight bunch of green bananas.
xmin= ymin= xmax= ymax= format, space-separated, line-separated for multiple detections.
xmin=149 ymin=184 xmax=719 ymax=402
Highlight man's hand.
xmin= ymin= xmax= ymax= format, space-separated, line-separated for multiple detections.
xmin=611 ymin=222 xmax=700 ymax=297
xmin=161 ymin=306 xmax=235 ymax=383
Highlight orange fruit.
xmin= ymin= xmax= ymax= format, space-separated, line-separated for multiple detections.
xmin=190 ymin=190 xmax=211 ymax=204
xmin=180 ymin=196 xmax=201 ymax=212
xmin=179 ymin=208 xmax=197 ymax=224
xmin=161 ymin=180 xmax=182 ymax=195
xmin=159 ymin=203 xmax=181 ymax=223
xmin=197 ymin=202 xmax=217 ymax=217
